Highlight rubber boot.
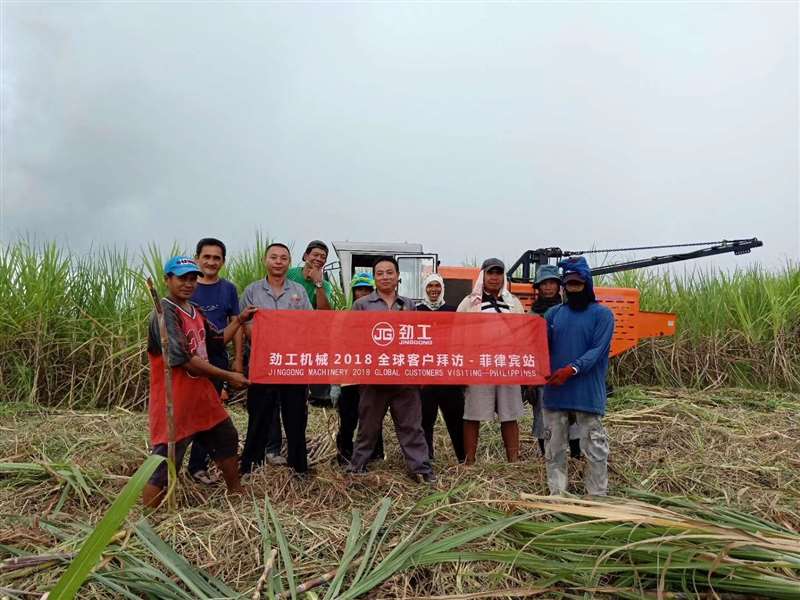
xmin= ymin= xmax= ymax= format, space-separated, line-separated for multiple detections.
xmin=537 ymin=438 xmax=545 ymax=457
xmin=501 ymin=421 xmax=520 ymax=463
xmin=463 ymin=420 xmax=480 ymax=465
xmin=216 ymin=456 xmax=245 ymax=495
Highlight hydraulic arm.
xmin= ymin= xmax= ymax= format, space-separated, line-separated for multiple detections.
xmin=507 ymin=238 xmax=763 ymax=283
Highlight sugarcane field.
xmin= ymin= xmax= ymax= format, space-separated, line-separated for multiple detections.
xmin=1 ymin=239 xmax=798 ymax=599
xmin=2 ymin=3 xmax=799 ymax=600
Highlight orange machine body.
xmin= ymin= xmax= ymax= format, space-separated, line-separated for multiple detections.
xmin=437 ymin=266 xmax=676 ymax=357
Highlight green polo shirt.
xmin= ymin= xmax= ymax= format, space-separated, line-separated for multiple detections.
xmin=286 ymin=266 xmax=333 ymax=309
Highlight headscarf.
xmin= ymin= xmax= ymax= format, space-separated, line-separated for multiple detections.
xmin=421 ymin=273 xmax=446 ymax=310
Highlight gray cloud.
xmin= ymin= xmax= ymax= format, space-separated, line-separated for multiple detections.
xmin=2 ymin=2 xmax=797 ymax=271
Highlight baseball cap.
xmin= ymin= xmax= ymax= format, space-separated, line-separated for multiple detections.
xmin=304 ymin=240 xmax=329 ymax=256
xmin=164 ymin=256 xmax=202 ymax=277
xmin=351 ymin=272 xmax=375 ymax=288
xmin=562 ymin=271 xmax=585 ymax=283
xmin=481 ymin=257 xmax=505 ymax=272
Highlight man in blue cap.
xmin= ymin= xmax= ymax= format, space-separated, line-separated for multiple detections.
xmin=542 ymin=256 xmax=615 ymax=495
xmin=142 ymin=256 xmax=256 ymax=507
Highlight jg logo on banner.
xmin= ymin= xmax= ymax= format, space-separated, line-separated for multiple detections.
xmin=371 ymin=322 xmax=395 ymax=346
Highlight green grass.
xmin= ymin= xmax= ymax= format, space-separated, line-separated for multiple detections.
xmin=0 ymin=239 xmax=798 ymax=408
xmin=604 ymin=266 xmax=800 ymax=390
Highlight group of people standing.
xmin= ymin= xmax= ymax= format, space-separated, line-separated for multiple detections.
xmin=141 ymin=236 xmax=615 ymax=507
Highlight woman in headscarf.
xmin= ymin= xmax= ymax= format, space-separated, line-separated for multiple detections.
xmin=456 ymin=258 xmax=525 ymax=464
xmin=416 ymin=273 xmax=465 ymax=462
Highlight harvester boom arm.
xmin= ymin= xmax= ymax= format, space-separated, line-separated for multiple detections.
xmin=589 ymin=238 xmax=763 ymax=276
xmin=507 ymin=238 xmax=763 ymax=282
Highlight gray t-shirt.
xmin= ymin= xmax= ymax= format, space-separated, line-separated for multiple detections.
xmin=240 ymin=278 xmax=313 ymax=312
xmin=351 ymin=291 xmax=416 ymax=312
xmin=239 ymin=278 xmax=311 ymax=374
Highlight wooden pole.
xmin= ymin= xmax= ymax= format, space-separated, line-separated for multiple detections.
xmin=146 ymin=277 xmax=177 ymax=511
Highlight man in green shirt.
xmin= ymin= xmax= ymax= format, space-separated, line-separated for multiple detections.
xmin=286 ymin=240 xmax=334 ymax=310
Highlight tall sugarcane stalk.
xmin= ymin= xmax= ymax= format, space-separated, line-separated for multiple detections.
xmin=146 ymin=277 xmax=177 ymax=511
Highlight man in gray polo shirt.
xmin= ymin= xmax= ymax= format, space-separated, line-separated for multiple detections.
xmin=348 ymin=256 xmax=436 ymax=484
xmin=240 ymin=242 xmax=313 ymax=476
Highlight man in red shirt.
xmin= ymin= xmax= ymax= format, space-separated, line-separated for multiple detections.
xmin=142 ymin=256 xmax=256 ymax=508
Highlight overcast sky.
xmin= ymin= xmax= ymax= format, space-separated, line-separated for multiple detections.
xmin=2 ymin=2 xmax=798 ymax=272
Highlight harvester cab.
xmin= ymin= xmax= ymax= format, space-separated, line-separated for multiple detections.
xmin=327 ymin=241 xmax=438 ymax=302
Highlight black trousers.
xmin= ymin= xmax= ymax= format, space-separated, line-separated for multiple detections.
xmin=336 ymin=385 xmax=384 ymax=465
xmin=241 ymin=384 xmax=308 ymax=474
xmin=421 ymin=386 xmax=465 ymax=462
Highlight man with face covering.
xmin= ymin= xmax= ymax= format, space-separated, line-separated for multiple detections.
xmin=527 ymin=266 xmax=582 ymax=459
xmin=416 ymin=273 xmax=465 ymax=462
xmin=457 ymin=258 xmax=525 ymax=464
xmin=542 ymin=256 xmax=615 ymax=496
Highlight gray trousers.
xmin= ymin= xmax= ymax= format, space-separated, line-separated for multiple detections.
xmin=543 ymin=408 xmax=609 ymax=496
xmin=351 ymin=385 xmax=432 ymax=475
xmin=531 ymin=387 xmax=580 ymax=441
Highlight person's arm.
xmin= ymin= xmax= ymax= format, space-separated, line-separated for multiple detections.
xmin=232 ymin=328 xmax=244 ymax=372
xmin=220 ymin=306 xmax=257 ymax=345
xmin=156 ymin=303 xmax=250 ymax=389
xmin=186 ymin=356 xmax=249 ymax=388
xmin=303 ymin=264 xmax=331 ymax=310
xmin=315 ymin=284 xmax=331 ymax=310
xmin=228 ymin=285 xmax=243 ymax=372
xmin=570 ymin=309 xmax=615 ymax=374
xmin=543 ymin=305 xmax=557 ymax=346
xmin=240 ymin=285 xmax=255 ymax=338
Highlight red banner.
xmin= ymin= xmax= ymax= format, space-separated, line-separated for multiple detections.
xmin=249 ymin=310 xmax=550 ymax=385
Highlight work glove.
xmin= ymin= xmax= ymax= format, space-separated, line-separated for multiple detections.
xmin=546 ymin=366 xmax=576 ymax=386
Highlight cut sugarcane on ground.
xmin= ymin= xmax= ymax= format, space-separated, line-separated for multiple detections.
xmin=1 ymin=387 xmax=798 ymax=599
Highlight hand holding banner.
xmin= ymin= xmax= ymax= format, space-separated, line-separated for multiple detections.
xmin=249 ymin=310 xmax=549 ymax=385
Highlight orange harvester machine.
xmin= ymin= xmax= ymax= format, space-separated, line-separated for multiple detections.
xmin=438 ymin=239 xmax=763 ymax=357
xmin=438 ymin=265 xmax=674 ymax=357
